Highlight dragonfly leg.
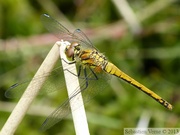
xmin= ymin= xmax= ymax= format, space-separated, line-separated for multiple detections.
xmin=83 ymin=68 xmax=88 ymax=90
xmin=79 ymin=67 xmax=99 ymax=91
xmin=88 ymin=67 xmax=98 ymax=81
xmin=77 ymin=65 xmax=82 ymax=77
xmin=61 ymin=58 xmax=76 ymax=64
xmin=63 ymin=65 xmax=85 ymax=80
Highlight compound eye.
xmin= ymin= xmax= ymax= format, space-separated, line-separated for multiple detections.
xmin=65 ymin=45 xmax=74 ymax=58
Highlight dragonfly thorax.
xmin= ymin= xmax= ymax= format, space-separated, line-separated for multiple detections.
xmin=77 ymin=48 xmax=108 ymax=73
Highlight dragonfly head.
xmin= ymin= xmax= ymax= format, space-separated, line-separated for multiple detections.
xmin=65 ymin=42 xmax=81 ymax=59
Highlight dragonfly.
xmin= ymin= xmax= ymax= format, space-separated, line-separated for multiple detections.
xmin=5 ymin=14 xmax=173 ymax=131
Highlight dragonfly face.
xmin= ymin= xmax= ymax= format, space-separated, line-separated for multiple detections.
xmin=65 ymin=42 xmax=81 ymax=59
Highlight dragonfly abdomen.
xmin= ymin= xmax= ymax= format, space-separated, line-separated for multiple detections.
xmin=104 ymin=62 xmax=127 ymax=78
xmin=104 ymin=62 xmax=173 ymax=110
xmin=104 ymin=62 xmax=136 ymax=84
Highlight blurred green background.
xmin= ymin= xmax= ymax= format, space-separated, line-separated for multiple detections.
xmin=0 ymin=0 xmax=180 ymax=135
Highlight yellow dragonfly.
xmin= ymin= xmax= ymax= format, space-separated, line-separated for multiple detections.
xmin=6 ymin=14 xmax=173 ymax=131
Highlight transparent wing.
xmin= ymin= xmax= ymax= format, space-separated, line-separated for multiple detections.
xmin=5 ymin=62 xmax=75 ymax=98
xmin=41 ymin=14 xmax=95 ymax=50
xmin=5 ymin=60 xmax=110 ymax=131
xmin=73 ymin=29 xmax=95 ymax=49
xmin=40 ymin=66 xmax=110 ymax=131
xmin=41 ymin=14 xmax=72 ymax=40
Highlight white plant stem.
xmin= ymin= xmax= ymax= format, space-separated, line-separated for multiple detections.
xmin=112 ymin=0 xmax=142 ymax=34
xmin=59 ymin=40 xmax=90 ymax=135
xmin=0 ymin=44 xmax=59 ymax=135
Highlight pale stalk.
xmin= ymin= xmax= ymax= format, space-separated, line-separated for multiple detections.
xmin=0 ymin=43 xmax=59 ymax=135
xmin=112 ymin=0 xmax=142 ymax=34
xmin=59 ymin=40 xmax=90 ymax=135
